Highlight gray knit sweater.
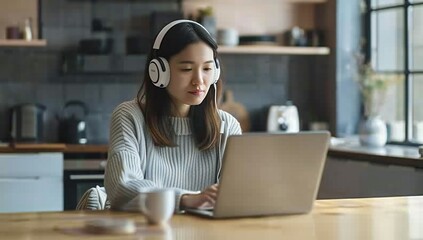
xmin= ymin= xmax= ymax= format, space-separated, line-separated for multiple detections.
xmin=104 ymin=99 xmax=242 ymax=212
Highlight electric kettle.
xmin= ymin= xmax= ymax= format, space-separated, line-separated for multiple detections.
xmin=10 ymin=103 xmax=46 ymax=142
xmin=57 ymin=100 xmax=88 ymax=144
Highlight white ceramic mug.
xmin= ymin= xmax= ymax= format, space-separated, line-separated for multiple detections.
xmin=139 ymin=188 xmax=175 ymax=225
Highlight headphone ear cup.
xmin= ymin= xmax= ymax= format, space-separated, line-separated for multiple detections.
xmin=148 ymin=57 xmax=170 ymax=88
xmin=214 ymin=58 xmax=221 ymax=84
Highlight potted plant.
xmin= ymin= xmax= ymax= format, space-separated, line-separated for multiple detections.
xmin=355 ymin=55 xmax=402 ymax=147
xmin=197 ymin=6 xmax=216 ymax=39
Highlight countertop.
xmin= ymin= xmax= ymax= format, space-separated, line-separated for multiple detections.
xmin=0 ymin=143 xmax=108 ymax=153
xmin=1 ymin=138 xmax=422 ymax=167
xmin=1 ymin=195 xmax=423 ymax=239
xmin=329 ymin=137 xmax=423 ymax=168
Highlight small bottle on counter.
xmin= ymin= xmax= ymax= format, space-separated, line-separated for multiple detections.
xmin=419 ymin=146 xmax=423 ymax=158
xmin=23 ymin=18 xmax=33 ymax=41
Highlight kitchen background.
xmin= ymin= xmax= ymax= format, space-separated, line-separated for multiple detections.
xmin=0 ymin=0 xmax=339 ymax=144
xmin=9 ymin=0 xmax=420 ymax=213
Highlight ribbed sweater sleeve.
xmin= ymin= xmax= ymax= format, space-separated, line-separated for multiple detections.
xmin=104 ymin=99 xmax=242 ymax=212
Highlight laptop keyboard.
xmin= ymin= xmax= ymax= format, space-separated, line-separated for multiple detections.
xmin=199 ymin=207 xmax=214 ymax=211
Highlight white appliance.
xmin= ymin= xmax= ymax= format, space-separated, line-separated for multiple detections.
xmin=0 ymin=153 xmax=63 ymax=213
xmin=267 ymin=105 xmax=300 ymax=133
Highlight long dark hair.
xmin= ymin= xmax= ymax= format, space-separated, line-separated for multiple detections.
xmin=137 ymin=21 xmax=222 ymax=151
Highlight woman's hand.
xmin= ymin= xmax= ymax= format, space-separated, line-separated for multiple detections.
xmin=180 ymin=184 xmax=219 ymax=209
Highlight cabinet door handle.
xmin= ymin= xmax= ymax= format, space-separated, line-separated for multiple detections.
xmin=0 ymin=177 xmax=41 ymax=182
xmin=69 ymin=174 xmax=104 ymax=180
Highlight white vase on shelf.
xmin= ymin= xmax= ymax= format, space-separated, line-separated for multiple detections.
xmin=358 ymin=115 xmax=387 ymax=147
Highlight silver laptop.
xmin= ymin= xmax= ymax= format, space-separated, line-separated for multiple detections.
xmin=185 ymin=131 xmax=330 ymax=218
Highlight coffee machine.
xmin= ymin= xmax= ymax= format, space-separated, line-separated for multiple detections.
xmin=267 ymin=103 xmax=300 ymax=133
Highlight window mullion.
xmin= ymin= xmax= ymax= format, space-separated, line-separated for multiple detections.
xmin=405 ymin=2 xmax=413 ymax=142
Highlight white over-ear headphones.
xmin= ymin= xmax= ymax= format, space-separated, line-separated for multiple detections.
xmin=148 ymin=19 xmax=221 ymax=88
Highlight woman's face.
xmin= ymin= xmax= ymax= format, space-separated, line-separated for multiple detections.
xmin=167 ymin=41 xmax=215 ymax=117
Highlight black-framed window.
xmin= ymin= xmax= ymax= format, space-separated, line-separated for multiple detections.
xmin=366 ymin=0 xmax=423 ymax=145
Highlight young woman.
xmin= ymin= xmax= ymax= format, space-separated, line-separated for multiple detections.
xmin=104 ymin=20 xmax=242 ymax=212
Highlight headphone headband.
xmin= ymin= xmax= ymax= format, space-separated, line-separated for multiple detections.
xmin=149 ymin=19 xmax=220 ymax=88
xmin=152 ymin=19 xmax=212 ymax=50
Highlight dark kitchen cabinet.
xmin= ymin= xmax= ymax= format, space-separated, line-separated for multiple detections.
xmin=317 ymin=156 xmax=423 ymax=199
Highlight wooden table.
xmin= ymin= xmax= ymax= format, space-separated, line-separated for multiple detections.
xmin=1 ymin=196 xmax=423 ymax=239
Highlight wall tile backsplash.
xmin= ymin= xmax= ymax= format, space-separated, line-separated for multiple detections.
xmin=0 ymin=0 xmax=326 ymax=143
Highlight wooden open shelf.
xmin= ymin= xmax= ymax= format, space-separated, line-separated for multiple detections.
xmin=0 ymin=39 xmax=47 ymax=47
xmin=184 ymin=0 xmax=327 ymax=2
xmin=218 ymin=45 xmax=330 ymax=55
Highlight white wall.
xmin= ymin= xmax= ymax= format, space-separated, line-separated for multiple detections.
xmin=182 ymin=0 xmax=319 ymax=37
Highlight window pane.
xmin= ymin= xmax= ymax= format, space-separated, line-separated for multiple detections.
xmin=411 ymin=6 xmax=423 ymax=70
xmin=381 ymin=75 xmax=405 ymax=142
xmin=412 ymin=75 xmax=423 ymax=143
xmin=410 ymin=0 xmax=423 ymax=3
xmin=371 ymin=0 xmax=403 ymax=8
xmin=371 ymin=9 xmax=404 ymax=71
